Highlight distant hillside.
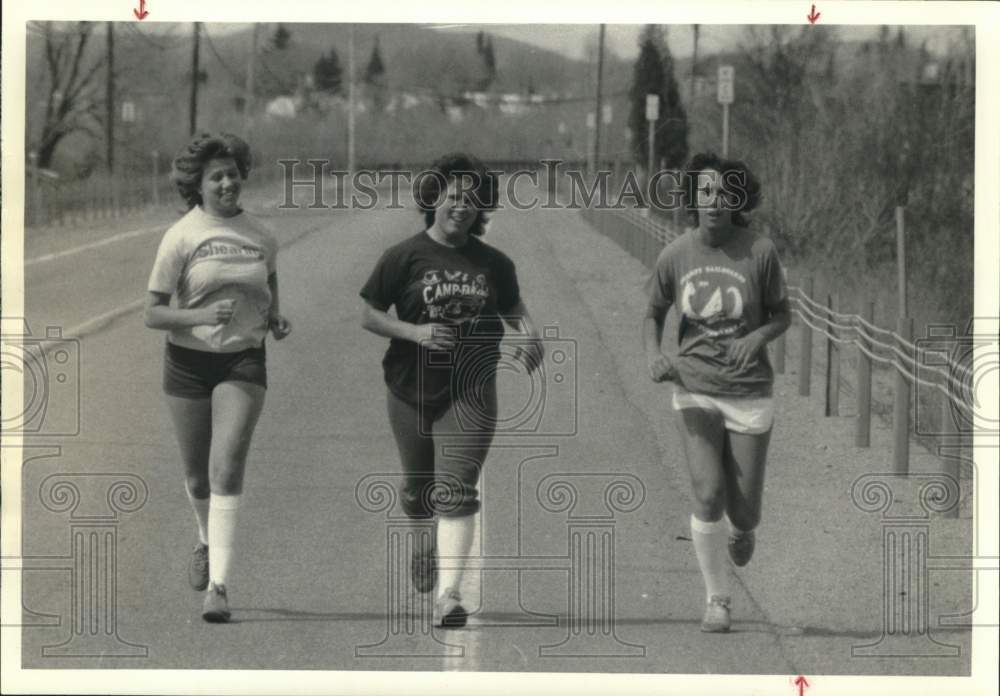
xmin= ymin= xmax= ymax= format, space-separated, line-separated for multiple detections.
xmin=24 ymin=21 xmax=958 ymax=175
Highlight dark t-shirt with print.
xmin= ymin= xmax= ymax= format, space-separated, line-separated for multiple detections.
xmin=649 ymin=227 xmax=788 ymax=397
xmin=360 ymin=230 xmax=521 ymax=408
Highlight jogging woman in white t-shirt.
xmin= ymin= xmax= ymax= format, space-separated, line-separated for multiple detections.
xmin=144 ymin=132 xmax=291 ymax=623
xmin=643 ymin=152 xmax=790 ymax=633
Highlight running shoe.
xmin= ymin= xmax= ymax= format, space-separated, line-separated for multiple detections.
xmin=411 ymin=538 xmax=437 ymax=594
xmin=700 ymin=595 xmax=731 ymax=633
xmin=188 ymin=543 xmax=209 ymax=591
xmin=201 ymin=582 xmax=231 ymax=623
xmin=434 ymin=588 xmax=468 ymax=629
xmin=728 ymin=528 xmax=756 ymax=567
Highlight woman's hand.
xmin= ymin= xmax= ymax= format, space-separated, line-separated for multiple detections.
xmin=727 ymin=332 xmax=766 ymax=370
xmin=269 ymin=314 xmax=292 ymax=340
xmin=412 ymin=323 xmax=458 ymax=351
xmin=647 ymin=352 xmax=677 ymax=383
xmin=514 ymin=337 xmax=545 ymax=374
xmin=201 ymin=299 xmax=236 ymax=326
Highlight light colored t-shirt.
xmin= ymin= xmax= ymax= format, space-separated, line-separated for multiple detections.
xmin=148 ymin=206 xmax=277 ymax=353
xmin=649 ymin=227 xmax=787 ymax=397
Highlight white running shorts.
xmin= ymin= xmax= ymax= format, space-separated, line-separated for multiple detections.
xmin=671 ymin=385 xmax=774 ymax=434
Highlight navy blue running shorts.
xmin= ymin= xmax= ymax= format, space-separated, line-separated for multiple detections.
xmin=163 ymin=342 xmax=267 ymax=398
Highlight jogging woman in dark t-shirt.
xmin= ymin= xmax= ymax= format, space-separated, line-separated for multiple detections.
xmin=360 ymin=152 xmax=544 ymax=628
xmin=643 ymin=153 xmax=791 ymax=633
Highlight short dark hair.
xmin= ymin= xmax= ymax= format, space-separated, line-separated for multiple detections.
xmin=171 ymin=132 xmax=252 ymax=209
xmin=684 ymin=152 xmax=762 ymax=228
xmin=414 ymin=152 xmax=499 ymax=237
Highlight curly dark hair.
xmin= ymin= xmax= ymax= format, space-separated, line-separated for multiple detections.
xmin=684 ymin=152 xmax=762 ymax=228
xmin=171 ymin=132 xmax=252 ymax=209
xmin=414 ymin=152 xmax=499 ymax=237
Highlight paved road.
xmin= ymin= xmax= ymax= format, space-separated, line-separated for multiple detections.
xmin=16 ymin=181 xmax=974 ymax=679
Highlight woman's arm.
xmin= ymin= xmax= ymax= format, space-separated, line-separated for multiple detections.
xmin=360 ymin=302 xmax=456 ymax=350
xmin=643 ymin=301 xmax=677 ymax=382
xmin=727 ymin=299 xmax=792 ymax=370
xmin=144 ymin=291 xmax=232 ymax=331
xmin=267 ymin=273 xmax=292 ymax=339
xmin=501 ymin=299 xmax=544 ymax=373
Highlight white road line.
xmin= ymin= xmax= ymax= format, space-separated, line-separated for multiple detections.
xmin=63 ymin=299 xmax=145 ymax=342
xmin=25 ymin=225 xmax=165 ymax=267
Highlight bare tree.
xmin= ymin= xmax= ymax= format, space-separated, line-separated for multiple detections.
xmin=34 ymin=22 xmax=105 ymax=169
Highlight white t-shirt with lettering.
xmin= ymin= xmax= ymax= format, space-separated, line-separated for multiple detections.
xmin=148 ymin=206 xmax=278 ymax=353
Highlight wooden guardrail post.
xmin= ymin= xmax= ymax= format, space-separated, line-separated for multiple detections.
xmin=825 ymin=293 xmax=841 ymax=416
xmin=893 ymin=316 xmax=913 ymax=474
xmin=773 ymin=268 xmax=788 ymax=374
xmin=798 ymin=276 xmax=814 ymax=397
xmin=940 ymin=389 xmax=960 ymax=518
xmin=856 ymin=301 xmax=875 ymax=447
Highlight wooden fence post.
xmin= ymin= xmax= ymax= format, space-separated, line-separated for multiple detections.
xmin=893 ymin=316 xmax=913 ymax=474
xmin=152 ymin=150 xmax=160 ymax=207
xmin=773 ymin=267 xmax=788 ymax=374
xmin=940 ymin=390 xmax=960 ymax=518
xmin=798 ymin=276 xmax=814 ymax=397
xmin=825 ymin=293 xmax=841 ymax=416
xmin=856 ymin=301 xmax=874 ymax=447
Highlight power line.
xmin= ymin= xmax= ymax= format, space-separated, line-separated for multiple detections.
xmin=122 ymin=22 xmax=187 ymax=51
xmin=201 ymin=27 xmax=246 ymax=87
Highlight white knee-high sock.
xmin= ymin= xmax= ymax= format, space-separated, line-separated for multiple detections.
xmin=436 ymin=515 xmax=475 ymax=596
xmin=690 ymin=515 xmax=730 ymax=602
xmin=208 ymin=493 xmax=242 ymax=587
xmin=724 ymin=513 xmax=735 ymax=534
xmin=186 ymin=486 xmax=210 ymax=545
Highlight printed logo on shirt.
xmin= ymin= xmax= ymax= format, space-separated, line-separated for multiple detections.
xmin=679 ymin=266 xmax=749 ymax=338
xmin=421 ymin=269 xmax=490 ymax=321
xmin=192 ymin=241 xmax=266 ymax=261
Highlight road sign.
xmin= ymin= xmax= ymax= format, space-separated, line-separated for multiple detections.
xmin=645 ymin=94 xmax=659 ymax=121
xmin=602 ymin=103 xmax=613 ymax=125
xmin=717 ymin=65 xmax=734 ymax=104
xmin=122 ymin=101 xmax=137 ymax=123
xmin=586 ymin=112 xmax=596 ymax=129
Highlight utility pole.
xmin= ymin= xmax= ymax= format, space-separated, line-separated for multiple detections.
xmin=348 ymin=24 xmax=356 ymax=174
xmin=690 ymin=25 xmax=699 ymax=103
xmin=189 ymin=22 xmax=201 ymax=136
xmin=593 ymin=24 xmax=606 ymax=174
xmin=244 ymin=23 xmax=259 ymax=140
xmin=106 ymin=23 xmax=115 ymax=173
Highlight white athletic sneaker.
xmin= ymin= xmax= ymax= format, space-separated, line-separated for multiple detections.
xmin=434 ymin=587 xmax=468 ymax=628
xmin=700 ymin=595 xmax=731 ymax=633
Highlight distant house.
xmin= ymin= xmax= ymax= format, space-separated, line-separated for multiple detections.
xmin=498 ymin=93 xmax=527 ymax=116
xmin=463 ymin=91 xmax=492 ymax=108
xmin=265 ymin=96 xmax=297 ymax=119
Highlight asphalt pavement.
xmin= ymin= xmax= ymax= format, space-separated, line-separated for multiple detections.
xmin=16 ymin=181 xmax=974 ymax=678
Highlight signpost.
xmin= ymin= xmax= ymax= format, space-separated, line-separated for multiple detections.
xmin=645 ymin=93 xmax=659 ymax=184
xmin=717 ymin=65 xmax=734 ymax=156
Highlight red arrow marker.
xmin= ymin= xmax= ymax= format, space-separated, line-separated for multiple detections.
xmin=794 ymin=675 xmax=810 ymax=696
xmin=807 ymin=4 xmax=821 ymax=23
xmin=133 ymin=0 xmax=149 ymax=20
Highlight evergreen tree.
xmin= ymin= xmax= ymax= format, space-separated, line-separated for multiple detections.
xmin=313 ymin=47 xmax=343 ymax=95
xmin=628 ymin=25 xmax=688 ymax=170
xmin=474 ymin=32 xmax=497 ymax=91
xmin=364 ymin=37 xmax=386 ymax=85
xmin=658 ymin=31 xmax=689 ymax=169
xmin=272 ymin=24 xmax=291 ymax=51
xmin=482 ymin=35 xmax=497 ymax=85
